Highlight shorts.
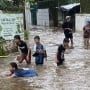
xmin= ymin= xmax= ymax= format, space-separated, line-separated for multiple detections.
xmin=57 ymin=59 xmax=64 ymax=66
xmin=57 ymin=55 xmax=64 ymax=66
xmin=84 ymin=35 xmax=89 ymax=38
xmin=35 ymin=54 xmax=44 ymax=65
xmin=17 ymin=50 xmax=31 ymax=64
xmin=64 ymin=32 xmax=73 ymax=39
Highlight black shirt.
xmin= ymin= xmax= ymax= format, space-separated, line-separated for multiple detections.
xmin=57 ymin=44 xmax=66 ymax=60
xmin=62 ymin=21 xmax=73 ymax=33
xmin=17 ymin=40 xmax=28 ymax=54
xmin=58 ymin=44 xmax=65 ymax=54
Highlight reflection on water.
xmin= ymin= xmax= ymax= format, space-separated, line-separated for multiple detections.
xmin=0 ymin=30 xmax=90 ymax=90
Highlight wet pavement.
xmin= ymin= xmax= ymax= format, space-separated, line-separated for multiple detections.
xmin=0 ymin=29 xmax=90 ymax=90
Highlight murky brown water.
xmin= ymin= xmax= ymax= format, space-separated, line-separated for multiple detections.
xmin=0 ymin=29 xmax=90 ymax=90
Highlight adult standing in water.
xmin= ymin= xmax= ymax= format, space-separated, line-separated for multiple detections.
xmin=62 ymin=16 xmax=74 ymax=48
xmin=83 ymin=21 xmax=90 ymax=49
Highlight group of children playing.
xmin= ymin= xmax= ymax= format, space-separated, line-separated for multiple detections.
xmin=14 ymin=35 xmax=68 ymax=66
xmin=14 ymin=35 xmax=47 ymax=66
xmin=6 ymin=35 xmax=47 ymax=78
xmin=6 ymin=33 xmax=68 ymax=78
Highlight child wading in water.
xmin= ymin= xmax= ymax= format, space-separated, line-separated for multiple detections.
xmin=83 ymin=21 xmax=90 ymax=49
xmin=5 ymin=62 xmax=37 ymax=78
xmin=56 ymin=39 xmax=67 ymax=66
xmin=33 ymin=36 xmax=47 ymax=65
xmin=14 ymin=35 xmax=31 ymax=64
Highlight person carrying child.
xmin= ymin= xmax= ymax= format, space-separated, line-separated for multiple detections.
xmin=33 ymin=36 xmax=47 ymax=65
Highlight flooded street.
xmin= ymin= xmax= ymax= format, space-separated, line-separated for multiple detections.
xmin=0 ymin=29 xmax=90 ymax=90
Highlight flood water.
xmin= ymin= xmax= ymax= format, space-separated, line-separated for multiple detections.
xmin=0 ymin=29 xmax=90 ymax=90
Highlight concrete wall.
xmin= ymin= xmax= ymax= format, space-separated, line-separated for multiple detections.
xmin=75 ymin=14 xmax=90 ymax=31
xmin=37 ymin=9 xmax=49 ymax=26
xmin=25 ymin=2 xmax=49 ymax=30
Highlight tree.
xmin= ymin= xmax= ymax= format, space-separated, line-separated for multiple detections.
xmin=26 ymin=0 xmax=36 ymax=3
xmin=12 ymin=0 xmax=25 ymax=7
xmin=59 ymin=0 xmax=68 ymax=5
xmin=13 ymin=0 xmax=19 ymax=6
xmin=0 ymin=0 xmax=25 ymax=12
xmin=0 ymin=0 xmax=13 ymax=9
xmin=68 ymin=0 xmax=80 ymax=3
xmin=80 ymin=0 xmax=90 ymax=13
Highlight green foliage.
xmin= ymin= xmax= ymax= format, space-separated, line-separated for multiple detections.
xmin=80 ymin=0 xmax=90 ymax=13
xmin=0 ymin=0 xmax=24 ymax=12
xmin=0 ymin=37 xmax=8 ymax=56
xmin=0 ymin=0 xmax=13 ymax=9
xmin=58 ymin=0 xmax=80 ymax=5
xmin=26 ymin=0 xmax=36 ymax=3
xmin=59 ymin=0 xmax=69 ymax=5
xmin=24 ymin=30 xmax=29 ymax=40
xmin=13 ymin=0 xmax=19 ymax=6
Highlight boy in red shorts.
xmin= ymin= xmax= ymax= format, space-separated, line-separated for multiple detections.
xmin=14 ymin=35 xmax=31 ymax=64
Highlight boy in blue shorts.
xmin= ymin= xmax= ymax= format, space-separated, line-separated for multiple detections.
xmin=33 ymin=36 xmax=47 ymax=65
xmin=6 ymin=62 xmax=37 ymax=78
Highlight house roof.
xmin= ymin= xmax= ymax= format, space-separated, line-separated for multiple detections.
xmin=60 ymin=3 xmax=80 ymax=11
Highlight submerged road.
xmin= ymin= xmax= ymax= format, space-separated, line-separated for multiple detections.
xmin=0 ymin=29 xmax=90 ymax=90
